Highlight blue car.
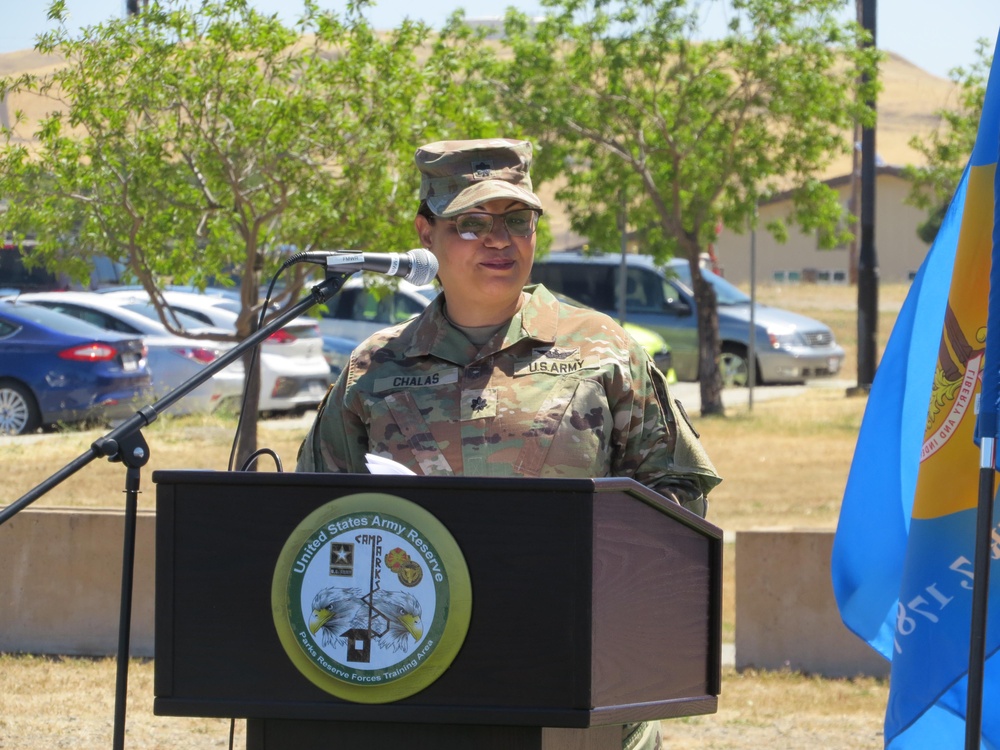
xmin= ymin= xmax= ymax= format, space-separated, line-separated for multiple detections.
xmin=322 ymin=335 xmax=358 ymax=380
xmin=0 ymin=300 xmax=153 ymax=435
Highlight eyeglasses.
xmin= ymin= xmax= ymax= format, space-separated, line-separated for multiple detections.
xmin=452 ymin=209 xmax=541 ymax=240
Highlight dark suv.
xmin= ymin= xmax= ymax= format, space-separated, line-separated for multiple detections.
xmin=0 ymin=242 xmax=128 ymax=295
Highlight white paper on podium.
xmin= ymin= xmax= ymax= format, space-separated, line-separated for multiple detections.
xmin=364 ymin=453 xmax=416 ymax=475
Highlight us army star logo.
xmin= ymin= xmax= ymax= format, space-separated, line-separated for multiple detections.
xmin=329 ymin=542 xmax=354 ymax=577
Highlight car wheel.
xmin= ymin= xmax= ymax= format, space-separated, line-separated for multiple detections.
xmin=719 ymin=344 xmax=754 ymax=388
xmin=0 ymin=379 xmax=41 ymax=435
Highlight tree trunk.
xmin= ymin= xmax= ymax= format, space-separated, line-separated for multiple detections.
xmin=232 ymin=270 xmax=263 ymax=470
xmin=685 ymin=248 xmax=724 ymax=416
xmin=232 ymin=348 xmax=261 ymax=470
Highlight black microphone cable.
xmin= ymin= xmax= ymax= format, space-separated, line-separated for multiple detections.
xmin=226 ymin=254 xmax=304 ymax=473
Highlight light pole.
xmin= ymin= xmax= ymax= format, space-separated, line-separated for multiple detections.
xmin=855 ymin=0 xmax=879 ymax=391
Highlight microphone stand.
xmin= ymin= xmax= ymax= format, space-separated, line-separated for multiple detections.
xmin=0 ymin=271 xmax=351 ymax=750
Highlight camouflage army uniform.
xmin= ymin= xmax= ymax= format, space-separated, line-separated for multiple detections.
xmin=298 ymin=283 xmax=719 ymax=510
xmin=298 ymin=283 xmax=720 ymax=749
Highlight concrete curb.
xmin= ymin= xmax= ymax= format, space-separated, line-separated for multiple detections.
xmin=1 ymin=509 xmax=885 ymax=678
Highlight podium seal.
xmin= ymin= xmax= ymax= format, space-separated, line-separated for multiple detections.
xmin=271 ymin=493 xmax=472 ymax=703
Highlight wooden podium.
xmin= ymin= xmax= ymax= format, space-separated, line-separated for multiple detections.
xmin=153 ymin=471 xmax=722 ymax=749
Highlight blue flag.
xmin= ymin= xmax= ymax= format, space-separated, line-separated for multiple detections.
xmin=832 ymin=38 xmax=1000 ymax=748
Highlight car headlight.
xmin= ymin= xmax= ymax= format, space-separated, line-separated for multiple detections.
xmin=767 ymin=326 xmax=804 ymax=349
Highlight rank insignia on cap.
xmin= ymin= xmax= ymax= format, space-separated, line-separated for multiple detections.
xmin=471 ymin=159 xmax=494 ymax=179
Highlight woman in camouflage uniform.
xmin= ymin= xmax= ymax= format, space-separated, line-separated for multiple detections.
xmin=298 ymin=138 xmax=721 ymax=750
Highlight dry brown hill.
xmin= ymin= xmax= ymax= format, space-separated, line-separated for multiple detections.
xmin=0 ymin=47 xmax=65 ymax=77
xmin=840 ymin=50 xmax=959 ymax=173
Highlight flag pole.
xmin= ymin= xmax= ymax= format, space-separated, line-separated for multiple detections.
xmin=966 ymin=437 xmax=995 ymax=750
xmin=967 ymin=109 xmax=1000 ymax=750
xmin=856 ymin=0 xmax=879 ymax=391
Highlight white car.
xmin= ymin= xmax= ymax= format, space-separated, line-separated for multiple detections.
xmin=100 ymin=289 xmax=331 ymax=414
xmin=13 ymin=291 xmax=244 ymax=415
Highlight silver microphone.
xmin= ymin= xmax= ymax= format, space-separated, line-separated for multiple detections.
xmin=296 ymin=248 xmax=439 ymax=286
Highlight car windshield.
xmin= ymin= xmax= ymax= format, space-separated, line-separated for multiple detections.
xmin=195 ymin=296 xmax=241 ymax=314
xmin=668 ymin=263 xmax=750 ymax=306
xmin=1 ymin=301 xmax=122 ymax=337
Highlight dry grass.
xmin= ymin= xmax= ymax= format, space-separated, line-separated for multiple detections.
xmin=0 ymin=549 xmax=883 ymax=744
xmin=0 ymin=413 xmax=308 ymax=511
xmin=663 ymin=668 xmax=889 ymax=749
xmin=700 ymin=388 xmax=867 ymax=530
xmin=0 ymin=656 xmax=889 ymax=750
xmin=0 ymin=654 xmax=242 ymax=750
xmin=0 ymin=280 xmax=912 ymax=748
xmin=697 ymin=281 xmax=910 ymax=532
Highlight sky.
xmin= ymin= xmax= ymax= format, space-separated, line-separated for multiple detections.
xmin=0 ymin=0 xmax=996 ymax=81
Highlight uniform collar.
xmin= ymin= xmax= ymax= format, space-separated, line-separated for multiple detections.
xmin=405 ymin=284 xmax=560 ymax=360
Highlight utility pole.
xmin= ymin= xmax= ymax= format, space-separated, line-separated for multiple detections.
xmin=855 ymin=0 xmax=879 ymax=391
xmin=617 ymin=188 xmax=628 ymax=325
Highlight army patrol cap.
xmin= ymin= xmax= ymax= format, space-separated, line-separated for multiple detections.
xmin=416 ymin=138 xmax=544 ymax=218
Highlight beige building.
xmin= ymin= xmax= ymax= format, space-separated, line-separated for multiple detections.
xmin=711 ymin=166 xmax=933 ymax=286
xmin=707 ymin=54 xmax=957 ymax=286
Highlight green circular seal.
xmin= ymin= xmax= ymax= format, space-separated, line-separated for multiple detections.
xmin=272 ymin=493 xmax=472 ymax=703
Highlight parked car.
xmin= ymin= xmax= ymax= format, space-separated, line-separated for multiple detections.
xmin=12 ymin=292 xmax=244 ymax=415
xmin=316 ymin=276 xmax=678 ymax=382
xmin=98 ymin=289 xmax=332 ymax=414
xmin=313 ymin=277 xmax=434 ymax=342
xmin=529 ymin=252 xmax=845 ymax=386
xmin=321 ymin=335 xmax=357 ymax=380
xmin=96 ymin=283 xmax=241 ymax=301
xmin=0 ymin=241 xmax=128 ymax=295
xmin=98 ymin=288 xmax=243 ymax=324
xmin=548 ymin=291 xmax=676 ymax=382
xmin=0 ymin=299 xmax=152 ymax=435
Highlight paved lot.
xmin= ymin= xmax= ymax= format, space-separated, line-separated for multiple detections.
xmin=668 ymin=378 xmax=856 ymax=413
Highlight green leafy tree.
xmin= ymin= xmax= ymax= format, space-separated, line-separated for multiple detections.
xmin=904 ymin=39 xmax=991 ymax=244
xmin=0 ymin=0 xmax=444 ymax=464
xmin=458 ymin=0 xmax=878 ymax=415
